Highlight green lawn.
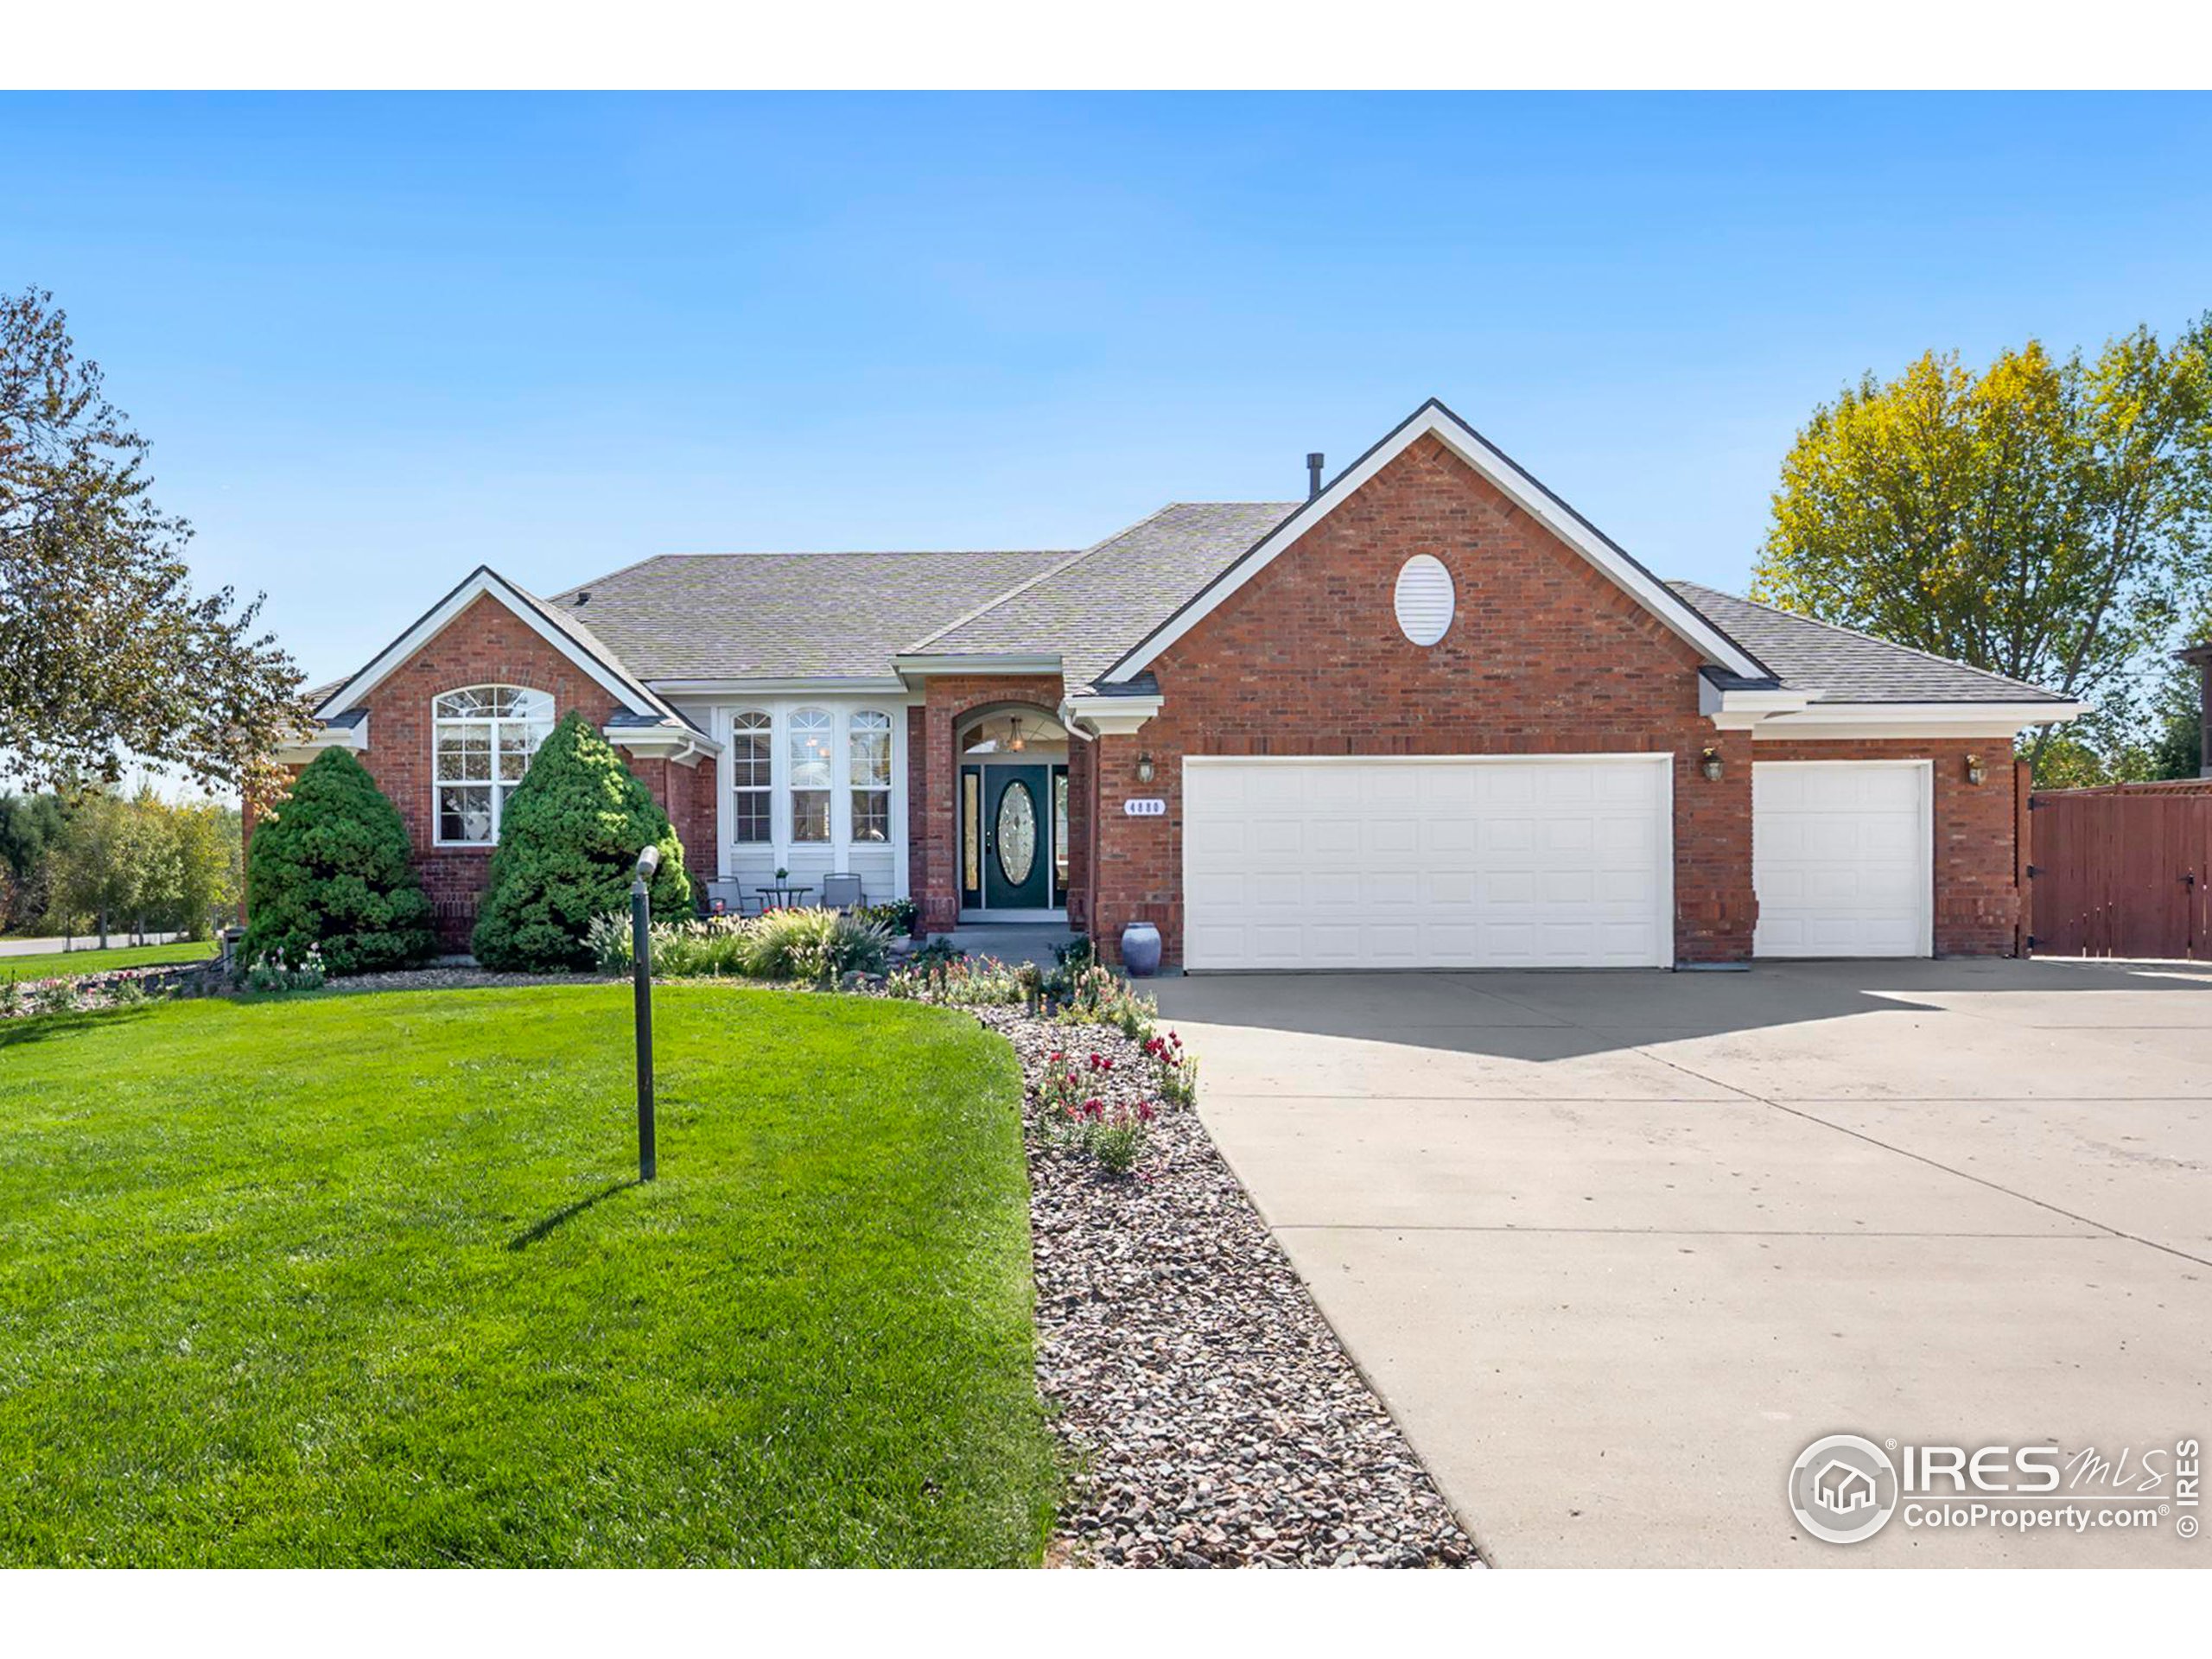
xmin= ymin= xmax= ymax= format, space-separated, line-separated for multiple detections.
xmin=0 ymin=938 xmax=219 ymax=982
xmin=0 ymin=984 xmax=1056 ymax=1566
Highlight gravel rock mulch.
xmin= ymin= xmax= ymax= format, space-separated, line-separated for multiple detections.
xmin=978 ymin=1007 xmax=1480 ymax=1569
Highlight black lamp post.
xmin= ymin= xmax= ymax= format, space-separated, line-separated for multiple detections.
xmin=632 ymin=843 xmax=659 ymax=1182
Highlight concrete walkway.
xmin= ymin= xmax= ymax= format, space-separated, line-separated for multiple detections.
xmin=1154 ymin=959 xmax=2212 ymax=1567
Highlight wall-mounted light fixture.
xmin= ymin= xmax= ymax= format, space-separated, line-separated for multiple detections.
xmin=1135 ymin=753 xmax=1155 ymax=784
xmin=1007 ymin=717 xmax=1026 ymax=752
xmin=1699 ymin=746 xmax=1725 ymax=783
xmin=1964 ymin=752 xmax=1986 ymax=785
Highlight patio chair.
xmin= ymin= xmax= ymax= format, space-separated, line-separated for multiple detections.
xmin=821 ymin=873 xmax=864 ymax=912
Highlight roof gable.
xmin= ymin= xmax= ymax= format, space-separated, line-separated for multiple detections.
xmin=1100 ymin=399 xmax=1770 ymax=684
xmin=312 ymin=566 xmax=676 ymax=724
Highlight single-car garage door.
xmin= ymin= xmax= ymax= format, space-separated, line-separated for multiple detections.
xmin=1752 ymin=760 xmax=1932 ymax=958
xmin=1182 ymin=755 xmax=1673 ymax=970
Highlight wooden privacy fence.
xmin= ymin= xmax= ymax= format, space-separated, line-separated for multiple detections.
xmin=2028 ymin=779 xmax=2212 ymax=958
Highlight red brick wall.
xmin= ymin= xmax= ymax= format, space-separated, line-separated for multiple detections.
xmin=248 ymin=594 xmax=707 ymax=950
xmin=1755 ymin=736 xmax=2019 ymax=957
xmin=911 ymin=674 xmax=1072 ymax=933
xmin=627 ymin=753 xmax=720 ymax=894
xmin=1090 ymin=433 xmax=1757 ymax=965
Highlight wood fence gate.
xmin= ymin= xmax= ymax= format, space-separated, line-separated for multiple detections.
xmin=2028 ymin=780 xmax=2212 ymax=958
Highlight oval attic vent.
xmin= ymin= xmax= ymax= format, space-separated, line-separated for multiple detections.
xmin=1393 ymin=554 xmax=1455 ymax=646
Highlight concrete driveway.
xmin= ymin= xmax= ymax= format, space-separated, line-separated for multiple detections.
xmin=1153 ymin=959 xmax=2212 ymax=1567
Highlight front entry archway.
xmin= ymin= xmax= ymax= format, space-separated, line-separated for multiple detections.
xmin=957 ymin=707 xmax=1070 ymax=922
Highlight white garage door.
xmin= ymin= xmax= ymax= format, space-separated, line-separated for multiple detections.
xmin=1752 ymin=761 xmax=1931 ymax=958
xmin=1182 ymin=755 xmax=1673 ymax=970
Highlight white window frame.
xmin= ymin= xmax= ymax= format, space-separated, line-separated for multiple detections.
xmin=728 ymin=710 xmax=772 ymax=845
xmin=431 ymin=685 xmax=553 ymax=848
xmin=705 ymin=698 xmax=912 ymax=896
xmin=787 ymin=706 xmax=835 ymax=846
xmin=848 ymin=709 xmax=893 ymax=847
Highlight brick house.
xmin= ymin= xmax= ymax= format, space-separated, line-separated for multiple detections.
xmin=270 ymin=400 xmax=2080 ymax=966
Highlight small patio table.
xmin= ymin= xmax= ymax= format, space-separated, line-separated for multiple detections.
xmin=756 ymin=884 xmax=814 ymax=909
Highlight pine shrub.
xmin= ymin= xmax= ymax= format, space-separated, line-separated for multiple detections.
xmin=240 ymin=748 xmax=435 ymax=976
xmin=471 ymin=711 xmax=691 ymax=970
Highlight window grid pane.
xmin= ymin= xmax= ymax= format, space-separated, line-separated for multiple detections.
xmin=434 ymin=686 xmax=549 ymax=844
xmin=791 ymin=789 xmax=830 ymax=843
xmin=852 ymin=791 xmax=890 ymax=842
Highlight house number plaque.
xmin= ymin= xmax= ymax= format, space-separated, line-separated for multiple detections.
xmin=1123 ymin=798 xmax=1166 ymax=817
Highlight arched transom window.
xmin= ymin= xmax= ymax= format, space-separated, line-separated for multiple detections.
xmin=434 ymin=685 xmax=553 ymax=845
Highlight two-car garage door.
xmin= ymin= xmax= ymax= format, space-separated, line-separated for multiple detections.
xmin=1182 ymin=756 xmax=1673 ymax=970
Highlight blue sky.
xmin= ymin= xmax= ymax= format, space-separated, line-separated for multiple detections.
xmin=7 ymin=92 xmax=2209 ymax=685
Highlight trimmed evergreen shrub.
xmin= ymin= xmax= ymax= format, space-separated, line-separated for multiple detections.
xmin=471 ymin=711 xmax=691 ymax=970
xmin=240 ymin=747 xmax=435 ymax=976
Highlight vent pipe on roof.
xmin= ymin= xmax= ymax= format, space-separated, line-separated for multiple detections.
xmin=574 ymin=590 xmax=591 ymax=607
xmin=1306 ymin=452 xmax=1325 ymax=500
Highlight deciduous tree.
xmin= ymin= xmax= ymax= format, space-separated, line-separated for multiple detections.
xmin=2 ymin=287 xmax=305 ymax=795
xmin=1754 ymin=321 xmax=2212 ymax=773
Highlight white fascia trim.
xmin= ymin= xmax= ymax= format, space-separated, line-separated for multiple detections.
xmin=1701 ymin=679 xmax=1815 ymax=730
xmin=1104 ymin=402 xmax=1769 ymax=683
xmin=270 ymin=717 xmax=368 ymax=767
xmin=315 ymin=568 xmax=662 ymax=723
xmin=893 ymin=652 xmax=1063 ymax=682
xmin=1061 ymin=694 xmax=1162 ymax=737
xmin=1749 ymin=701 xmax=2085 ymax=741
xmin=604 ymin=726 xmax=721 ymax=767
xmin=650 ymin=677 xmax=910 ymax=696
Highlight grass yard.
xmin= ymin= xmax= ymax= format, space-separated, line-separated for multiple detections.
xmin=0 ymin=984 xmax=1057 ymax=1567
xmin=0 ymin=938 xmax=219 ymax=982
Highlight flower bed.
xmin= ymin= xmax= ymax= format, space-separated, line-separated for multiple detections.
xmin=979 ymin=1003 xmax=1479 ymax=1569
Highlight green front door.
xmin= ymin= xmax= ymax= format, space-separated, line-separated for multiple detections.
xmin=981 ymin=764 xmax=1051 ymax=910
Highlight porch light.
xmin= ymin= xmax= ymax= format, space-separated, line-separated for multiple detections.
xmin=1965 ymin=753 xmax=1986 ymax=785
xmin=1008 ymin=717 xmax=1025 ymax=751
xmin=1699 ymin=746 xmax=1724 ymax=783
xmin=1136 ymin=753 xmax=1155 ymax=784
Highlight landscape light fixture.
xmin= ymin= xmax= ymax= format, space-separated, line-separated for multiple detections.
xmin=1965 ymin=753 xmax=1986 ymax=785
xmin=631 ymin=843 xmax=660 ymax=1181
xmin=1699 ymin=746 xmax=1724 ymax=782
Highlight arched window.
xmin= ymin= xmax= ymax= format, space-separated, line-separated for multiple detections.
xmin=433 ymin=686 xmax=553 ymax=845
xmin=788 ymin=707 xmax=833 ymax=843
xmin=849 ymin=709 xmax=893 ymax=843
xmin=729 ymin=710 xmax=771 ymax=843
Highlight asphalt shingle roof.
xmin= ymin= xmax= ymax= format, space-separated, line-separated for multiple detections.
xmin=909 ymin=502 xmax=1300 ymax=690
xmin=1668 ymin=582 xmax=2072 ymax=704
xmin=314 ymin=514 xmax=2069 ymax=716
xmin=547 ymin=550 xmax=1072 ymax=681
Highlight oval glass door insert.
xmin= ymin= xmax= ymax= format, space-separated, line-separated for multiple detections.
xmin=996 ymin=781 xmax=1037 ymax=885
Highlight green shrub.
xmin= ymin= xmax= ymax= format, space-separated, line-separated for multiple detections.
xmin=240 ymin=748 xmax=435 ymax=976
xmin=587 ymin=907 xmax=887 ymax=983
xmin=736 ymin=908 xmax=890 ymax=981
xmin=856 ymin=897 xmax=918 ymax=934
xmin=472 ymin=713 xmax=690 ymax=971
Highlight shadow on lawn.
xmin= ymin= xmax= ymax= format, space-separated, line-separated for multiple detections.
xmin=0 ymin=1004 xmax=155 ymax=1049
xmin=507 ymin=1178 xmax=641 ymax=1251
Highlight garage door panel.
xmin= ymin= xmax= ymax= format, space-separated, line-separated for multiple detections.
xmin=1184 ymin=757 xmax=1671 ymax=970
xmin=1754 ymin=761 xmax=1930 ymax=959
